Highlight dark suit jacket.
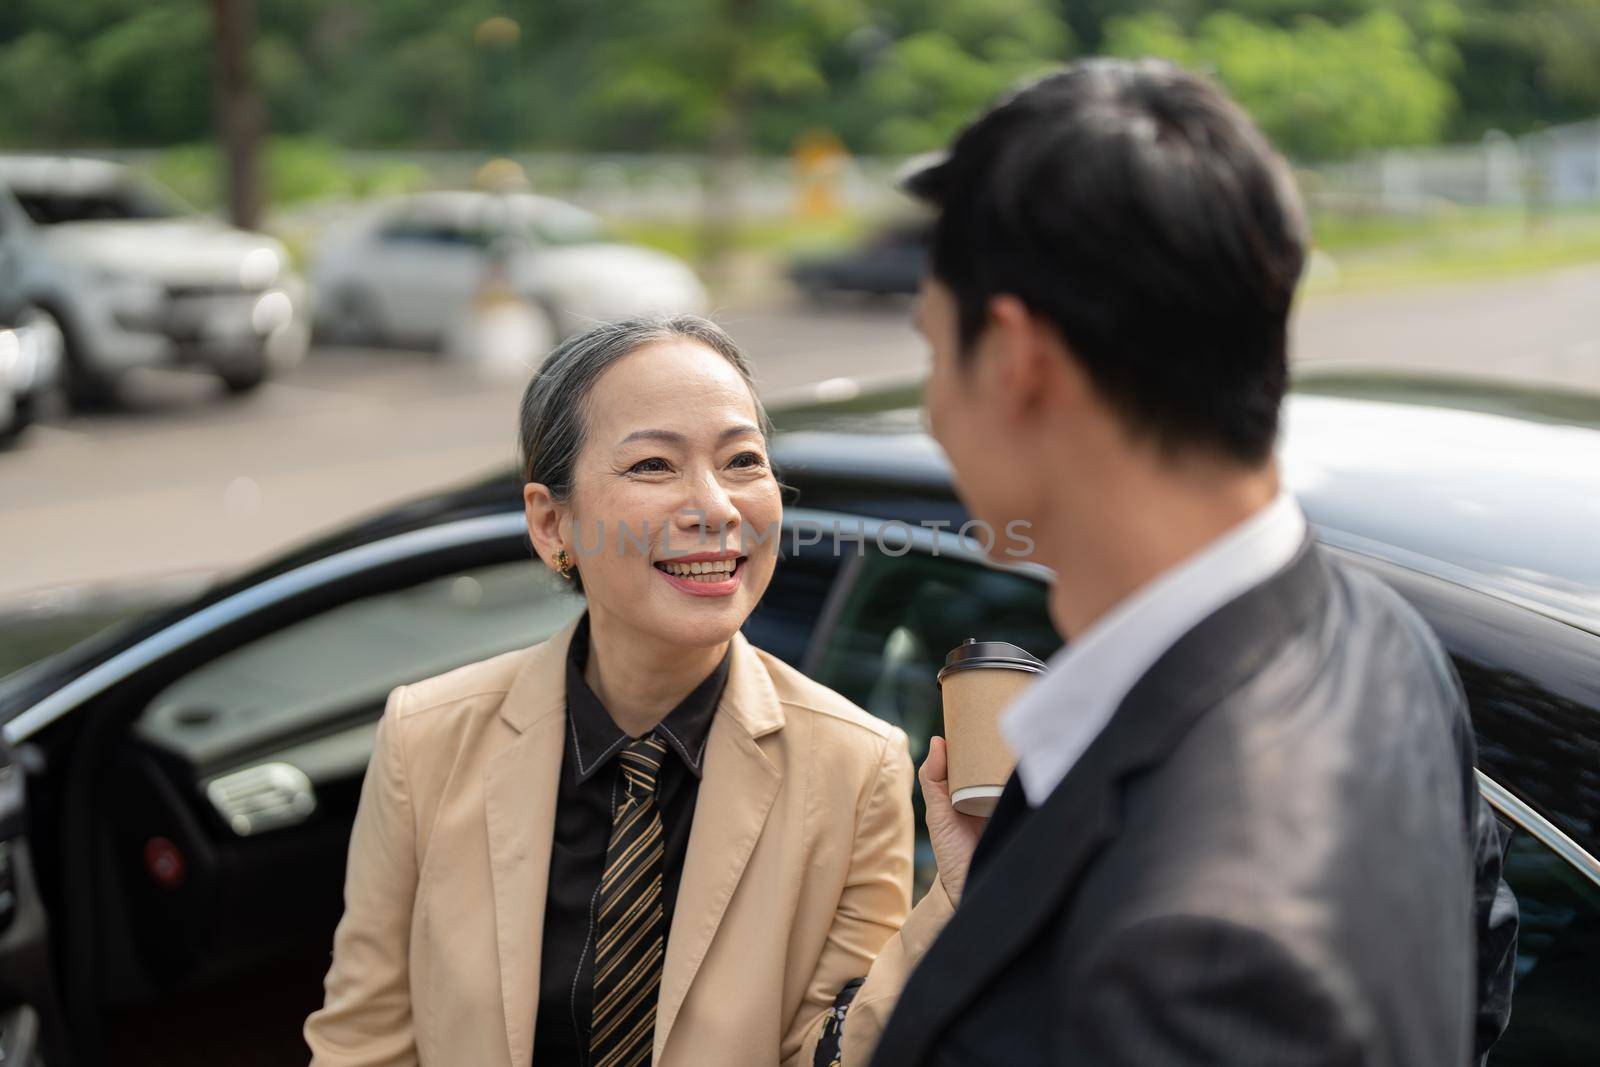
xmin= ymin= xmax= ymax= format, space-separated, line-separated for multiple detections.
xmin=869 ymin=542 xmax=1518 ymax=1066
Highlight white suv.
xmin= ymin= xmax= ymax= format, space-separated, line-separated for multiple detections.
xmin=0 ymin=156 xmax=310 ymax=407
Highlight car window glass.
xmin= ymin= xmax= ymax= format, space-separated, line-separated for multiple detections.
xmin=1488 ymin=826 xmax=1600 ymax=1064
xmin=135 ymin=560 xmax=583 ymax=770
xmin=11 ymin=182 xmax=180 ymax=225
xmin=809 ymin=547 xmax=1059 ymax=891
xmin=377 ymin=207 xmax=487 ymax=248
xmin=812 ymin=548 xmax=1059 ymax=747
xmin=741 ymin=533 xmax=846 ymax=669
xmin=379 ymin=222 xmax=482 ymax=247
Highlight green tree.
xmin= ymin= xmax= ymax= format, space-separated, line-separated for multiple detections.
xmin=1105 ymin=9 xmax=1457 ymax=159
xmin=0 ymin=32 xmax=99 ymax=145
xmin=1450 ymin=0 xmax=1600 ymax=137
xmin=852 ymin=0 xmax=1072 ymax=154
xmin=593 ymin=0 xmax=868 ymax=267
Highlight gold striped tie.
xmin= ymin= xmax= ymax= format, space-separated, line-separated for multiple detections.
xmin=590 ymin=734 xmax=670 ymax=1067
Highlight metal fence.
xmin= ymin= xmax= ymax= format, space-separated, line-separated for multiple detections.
xmin=1309 ymin=119 xmax=1600 ymax=213
xmin=110 ymin=117 xmax=1600 ymax=226
xmin=344 ymin=124 xmax=1600 ymax=220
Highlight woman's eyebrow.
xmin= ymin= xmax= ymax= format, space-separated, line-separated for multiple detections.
xmin=618 ymin=428 xmax=687 ymax=447
xmin=617 ymin=424 xmax=762 ymax=448
xmin=719 ymin=423 xmax=763 ymax=443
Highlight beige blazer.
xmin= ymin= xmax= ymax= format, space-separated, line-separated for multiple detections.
xmin=304 ymin=618 xmax=951 ymax=1067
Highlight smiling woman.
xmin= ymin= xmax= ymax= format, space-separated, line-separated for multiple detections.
xmin=519 ymin=317 xmax=783 ymax=713
xmin=304 ymin=315 xmax=967 ymax=1067
xmin=516 ymin=316 xmax=777 ymax=605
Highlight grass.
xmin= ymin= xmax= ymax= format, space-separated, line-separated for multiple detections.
xmin=612 ymin=203 xmax=1600 ymax=296
xmin=609 ymin=213 xmax=872 ymax=264
xmin=1304 ymin=205 xmax=1600 ymax=294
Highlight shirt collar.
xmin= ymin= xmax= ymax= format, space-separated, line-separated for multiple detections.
xmin=1000 ymin=492 xmax=1309 ymax=807
xmin=564 ymin=614 xmax=730 ymax=784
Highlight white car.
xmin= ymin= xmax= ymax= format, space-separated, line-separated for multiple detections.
xmin=0 ymin=306 xmax=62 ymax=445
xmin=0 ymin=156 xmax=310 ymax=407
xmin=310 ymin=191 xmax=707 ymax=347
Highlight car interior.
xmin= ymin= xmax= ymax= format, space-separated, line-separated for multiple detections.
xmin=20 ymin=530 xmax=845 ymax=1065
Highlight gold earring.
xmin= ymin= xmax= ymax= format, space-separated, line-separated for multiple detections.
xmin=553 ymin=549 xmax=573 ymax=580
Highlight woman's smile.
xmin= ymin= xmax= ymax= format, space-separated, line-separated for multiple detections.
xmin=653 ymin=551 xmax=748 ymax=597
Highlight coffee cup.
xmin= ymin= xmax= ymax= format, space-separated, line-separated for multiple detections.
xmin=937 ymin=638 xmax=1045 ymax=816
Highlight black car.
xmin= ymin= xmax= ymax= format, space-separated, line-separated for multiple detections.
xmin=2 ymin=374 xmax=1598 ymax=1066
xmin=787 ymin=222 xmax=929 ymax=300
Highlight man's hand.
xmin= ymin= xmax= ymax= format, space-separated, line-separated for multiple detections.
xmin=919 ymin=736 xmax=987 ymax=907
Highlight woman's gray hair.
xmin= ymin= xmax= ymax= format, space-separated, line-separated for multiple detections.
xmin=518 ymin=313 xmax=773 ymax=503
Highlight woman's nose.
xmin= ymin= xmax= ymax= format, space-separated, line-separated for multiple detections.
xmin=676 ymin=470 xmax=740 ymax=538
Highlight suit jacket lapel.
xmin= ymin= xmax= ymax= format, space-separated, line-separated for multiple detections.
xmin=655 ymin=633 xmax=784 ymax=1062
xmin=484 ymin=619 xmax=578 ymax=1067
xmin=874 ymin=540 xmax=1331 ymax=1065
xmin=964 ymin=772 xmax=1028 ymax=888
xmin=873 ymin=731 xmax=1125 ymax=1064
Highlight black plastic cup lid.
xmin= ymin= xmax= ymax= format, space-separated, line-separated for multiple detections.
xmin=937 ymin=638 xmax=1046 ymax=683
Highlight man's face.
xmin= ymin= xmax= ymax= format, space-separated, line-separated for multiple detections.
xmin=916 ymin=277 xmax=1037 ymax=558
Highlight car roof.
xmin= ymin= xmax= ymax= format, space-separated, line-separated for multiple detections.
xmin=0 ymin=155 xmax=131 ymax=195
xmin=5 ymin=373 xmax=1599 ymax=718
xmin=1282 ymin=387 xmax=1600 ymax=631
xmin=773 ymin=372 xmax=1600 ymax=633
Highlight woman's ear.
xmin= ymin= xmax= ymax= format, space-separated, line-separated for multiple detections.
xmin=523 ymin=482 xmax=568 ymax=572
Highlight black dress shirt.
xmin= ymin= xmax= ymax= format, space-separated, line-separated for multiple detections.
xmin=532 ymin=616 xmax=730 ymax=1066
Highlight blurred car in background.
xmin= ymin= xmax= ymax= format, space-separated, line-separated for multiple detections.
xmin=0 ymin=156 xmax=310 ymax=408
xmin=310 ymin=191 xmax=707 ymax=348
xmin=787 ymin=220 xmax=928 ymax=301
xmin=0 ymin=305 xmax=62 ymax=446
xmin=1 ymin=374 xmax=1598 ymax=1065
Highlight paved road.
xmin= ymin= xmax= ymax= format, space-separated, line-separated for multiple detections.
xmin=2 ymin=264 xmax=1597 ymax=601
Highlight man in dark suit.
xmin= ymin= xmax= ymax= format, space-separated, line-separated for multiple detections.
xmin=867 ymin=59 xmax=1518 ymax=1066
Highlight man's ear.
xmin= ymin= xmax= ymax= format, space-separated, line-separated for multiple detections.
xmin=985 ymin=294 xmax=1055 ymax=419
xmin=523 ymin=482 xmax=567 ymax=572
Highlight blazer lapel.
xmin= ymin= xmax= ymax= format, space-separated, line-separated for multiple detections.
xmin=484 ymin=619 xmax=578 ymax=1067
xmin=873 ymin=733 xmax=1126 ymax=1064
xmin=654 ymin=633 xmax=784 ymax=1062
xmin=874 ymin=540 xmax=1332 ymax=1065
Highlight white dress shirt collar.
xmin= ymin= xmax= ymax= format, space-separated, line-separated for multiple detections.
xmin=1000 ymin=492 xmax=1309 ymax=807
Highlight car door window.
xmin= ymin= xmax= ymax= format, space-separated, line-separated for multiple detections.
xmin=379 ymin=219 xmax=484 ymax=248
xmin=136 ymin=560 xmax=583 ymax=773
xmin=741 ymin=530 xmax=848 ymax=670
xmin=808 ymin=547 xmax=1059 ymax=890
xmin=811 ymin=547 xmax=1059 ymax=753
xmin=1488 ymin=826 xmax=1600 ymax=1064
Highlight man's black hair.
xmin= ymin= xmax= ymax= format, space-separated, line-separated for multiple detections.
xmin=906 ymin=58 xmax=1308 ymax=464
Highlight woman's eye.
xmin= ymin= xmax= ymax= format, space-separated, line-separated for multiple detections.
xmin=629 ymin=457 xmax=672 ymax=475
xmin=729 ymin=451 xmax=767 ymax=470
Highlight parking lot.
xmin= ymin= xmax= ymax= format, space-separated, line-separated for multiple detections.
xmin=2 ymin=264 xmax=1599 ymax=603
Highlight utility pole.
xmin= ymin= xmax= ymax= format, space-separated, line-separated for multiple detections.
xmin=213 ymin=0 xmax=263 ymax=229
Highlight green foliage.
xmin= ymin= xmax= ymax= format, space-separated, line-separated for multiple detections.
xmin=1105 ymin=9 xmax=1457 ymax=158
xmin=0 ymin=0 xmax=1595 ymax=166
xmin=850 ymin=0 xmax=1071 ymax=153
xmin=591 ymin=0 xmax=866 ymax=148
xmin=0 ymin=32 xmax=98 ymax=145
xmin=1450 ymin=0 xmax=1600 ymax=137
xmin=142 ymin=137 xmax=430 ymax=211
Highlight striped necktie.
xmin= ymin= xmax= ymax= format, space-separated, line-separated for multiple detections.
xmin=590 ymin=734 xmax=671 ymax=1067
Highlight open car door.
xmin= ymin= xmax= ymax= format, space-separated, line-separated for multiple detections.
xmin=0 ymin=740 xmax=68 ymax=1065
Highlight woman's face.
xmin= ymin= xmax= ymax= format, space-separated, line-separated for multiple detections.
xmin=549 ymin=339 xmax=782 ymax=651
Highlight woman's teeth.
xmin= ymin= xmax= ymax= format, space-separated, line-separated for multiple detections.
xmin=660 ymin=558 xmax=739 ymax=581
